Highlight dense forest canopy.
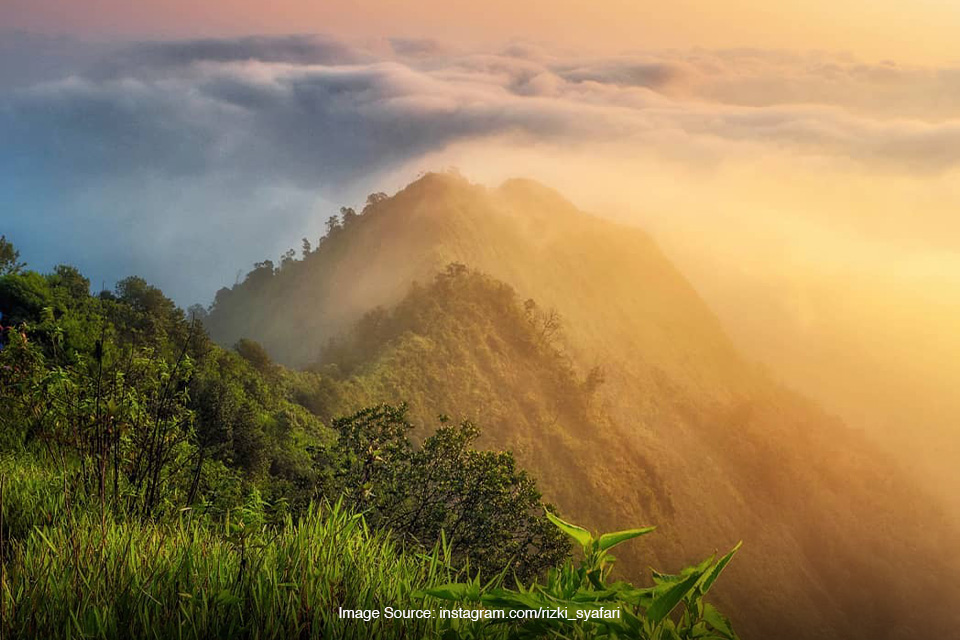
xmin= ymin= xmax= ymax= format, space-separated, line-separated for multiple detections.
xmin=0 ymin=253 xmax=569 ymax=573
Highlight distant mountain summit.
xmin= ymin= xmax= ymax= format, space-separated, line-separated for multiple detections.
xmin=208 ymin=173 xmax=741 ymax=391
xmin=205 ymin=172 xmax=960 ymax=640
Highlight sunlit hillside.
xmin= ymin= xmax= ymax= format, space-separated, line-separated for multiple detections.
xmin=205 ymin=173 xmax=960 ymax=640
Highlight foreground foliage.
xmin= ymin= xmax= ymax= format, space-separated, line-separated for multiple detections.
xmin=0 ymin=481 xmax=738 ymax=640
xmin=329 ymin=404 xmax=568 ymax=583
xmin=0 ymin=240 xmax=740 ymax=638
xmin=0 ymin=259 xmax=566 ymax=574
xmin=422 ymin=512 xmax=740 ymax=639
xmin=0 ymin=499 xmax=454 ymax=639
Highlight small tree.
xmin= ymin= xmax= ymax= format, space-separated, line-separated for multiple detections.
xmin=0 ymin=235 xmax=25 ymax=276
xmin=330 ymin=404 xmax=569 ymax=582
xmin=524 ymin=298 xmax=563 ymax=348
xmin=363 ymin=192 xmax=388 ymax=213
xmin=52 ymin=264 xmax=90 ymax=300
xmin=325 ymin=215 xmax=342 ymax=237
xmin=186 ymin=304 xmax=208 ymax=323
xmin=235 ymin=337 xmax=273 ymax=372
xmin=340 ymin=206 xmax=358 ymax=225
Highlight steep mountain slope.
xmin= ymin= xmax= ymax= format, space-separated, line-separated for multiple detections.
xmin=316 ymin=266 xmax=672 ymax=528
xmin=205 ymin=173 xmax=960 ymax=640
xmin=207 ymin=174 xmax=742 ymax=397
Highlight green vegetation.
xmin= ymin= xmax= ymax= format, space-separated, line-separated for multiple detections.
xmin=0 ymin=498 xmax=452 ymax=639
xmin=200 ymin=174 xmax=960 ymax=640
xmin=304 ymin=262 xmax=674 ymax=552
xmin=0 ymin=240 xmax=739 ymax=638
xmin=327 ymin=404 xmax=568 ymax=583
xmin=0 ymin=236 xmax=24 ymax=276
xmin=422 ymin=512 xmax=740 ymax=639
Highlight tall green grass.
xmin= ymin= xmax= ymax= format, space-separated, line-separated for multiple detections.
xmin=0 ymin=457 xmax=740 ymax=639
xmin=0 ymin=500 xmax=455 ymax=639
xmin=0 ymin=455 xmax=73 ymax=541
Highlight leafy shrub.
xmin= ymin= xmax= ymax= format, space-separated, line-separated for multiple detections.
xmin=328 ymin=404 xmax=570 ymax=583
xmin=421 ymin=512 xmax=741 ymax=639
xmin=0 ymin=498 xmax=739 ymax=640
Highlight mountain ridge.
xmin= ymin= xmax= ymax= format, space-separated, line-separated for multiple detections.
xmin=208 ymin=172 xmax=747 ymax=396
xmin=205 ymin=172 xmax=960 ymax=640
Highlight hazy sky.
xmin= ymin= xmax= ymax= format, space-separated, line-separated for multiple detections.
xmin=4 ymin=0 xmax=957 ymax=299
xmin=2 ymin=1 xmax=959 ymax=511
xmin=3 ymin=27 xmax=959 ymax=301
xmin=5 ymin=0 xmax=960 ymax=64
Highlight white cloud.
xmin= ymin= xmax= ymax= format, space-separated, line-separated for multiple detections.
xmin=3 ymin=33 xmax=960 ymax=302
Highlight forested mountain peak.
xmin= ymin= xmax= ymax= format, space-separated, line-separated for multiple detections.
xmin=202 ymin=173 xmax=960 ymax=639
xmin=205 ymin=172 xmax=742 ymax=397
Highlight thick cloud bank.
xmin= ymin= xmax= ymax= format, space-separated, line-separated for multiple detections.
xmin=2 ymin=33 xmax=960 ymax=302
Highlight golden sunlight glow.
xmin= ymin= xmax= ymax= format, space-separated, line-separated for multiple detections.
xmin=5 ymin=0 xmax=960 ymax=64
xmin=390 ymin=138 xmax=960 ymax=520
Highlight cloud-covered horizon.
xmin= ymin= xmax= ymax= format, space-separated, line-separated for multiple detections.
xmin=3 ymin=32 xmax=960 ymax=303
xmin=4 ymin=31 xmax=960 ymax=512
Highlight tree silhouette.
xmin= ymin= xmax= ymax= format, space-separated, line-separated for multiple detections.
xmin=0 ymin=236 xmax=25 ymax=276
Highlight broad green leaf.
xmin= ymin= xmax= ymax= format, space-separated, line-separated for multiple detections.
xmin=546 ymin=510 xmax=593 ymax=549
xmin=699 ymin=542 xmax=742 ymax=596
xmin=622 ymin=606 xmax=644 ymax=633
xmin=703 ymin=603 xmax=737 ymax=639
xmin=651 ymin=569 xmax=681 ymax=585
xmin=646 ymin=569 xmax=704 ymax=623
xmin=598 ymin=526 xmax=656 ymax=551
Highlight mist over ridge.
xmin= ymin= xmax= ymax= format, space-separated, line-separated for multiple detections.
xmin=203 ymin=171 xmax=960 ymax=640
xmin=3 ymin=25 xmax=960 ymax=639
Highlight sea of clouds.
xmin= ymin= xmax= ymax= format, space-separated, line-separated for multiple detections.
xmin=2 ymin=32 xmax=960 ymax=302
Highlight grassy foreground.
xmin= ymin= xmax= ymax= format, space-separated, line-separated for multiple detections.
xmin=1 ymin=498 xmax=452 ymax=639
xmin=0 ymin=250 xmax=740 ymax=639
xmin=0 ymin=461 xmax=739 ymax=640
